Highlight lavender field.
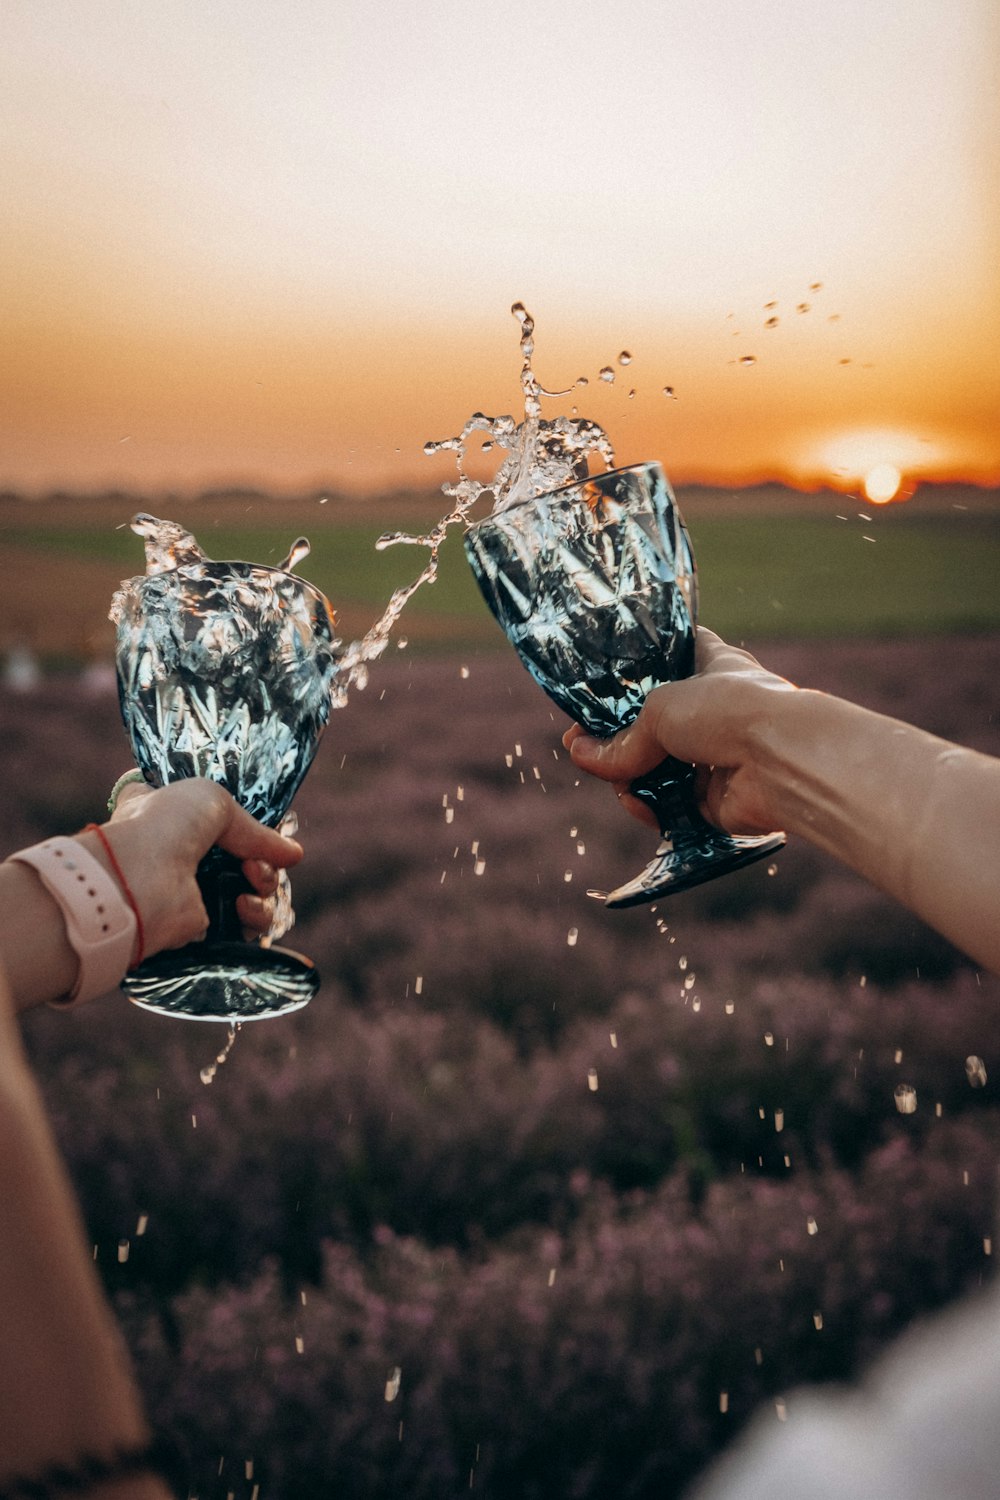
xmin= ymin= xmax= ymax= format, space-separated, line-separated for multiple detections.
xmin=4 ymin=633 xmax=1000 ymax=1499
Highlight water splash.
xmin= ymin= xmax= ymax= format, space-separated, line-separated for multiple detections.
xmin=131 ymin=512 xmax=209 ymax=574
xmin=279 ymin=536 xmax=311 ymax=572
xmin=119 ymin=306 xmax=618 ymax=715
xmin=372 ymin=303 xmax=617 ymax=627
xmin=965 ymin=1056 xmax=988 ymax=1088
xmin=200 ymin=1022 xmax=241 ymax=1084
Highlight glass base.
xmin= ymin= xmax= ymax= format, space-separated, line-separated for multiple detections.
xmin=604 ymin=830 xmax=786 ymax=909
xmin=121 ymin=940 xmax=320 ymax=1021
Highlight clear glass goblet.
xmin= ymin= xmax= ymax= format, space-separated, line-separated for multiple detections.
xmin=464 ymin=461 xmax=784 ymax=906
xmin=113 ymin=556 xmax=338 ymax=1019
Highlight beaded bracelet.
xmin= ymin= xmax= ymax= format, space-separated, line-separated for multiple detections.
xmin=107 ymin=769 xmax=147 ymax=816
xmin=0 ymin=1436 xmax=175 ymax=1498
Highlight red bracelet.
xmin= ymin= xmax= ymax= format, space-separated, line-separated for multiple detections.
xmin=84 ymin=823 xmax=146 ymax=968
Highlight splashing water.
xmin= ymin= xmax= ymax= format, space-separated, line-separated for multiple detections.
xmin=372 ymin=302 xmax=617 ymax=621
xmin=117 ymin=306 xmax=618 ymax=717
xmin=115 ymin=514 xmax=378 ymax=714
xmin=200 ymin=1022 xmax=242 ymax=1084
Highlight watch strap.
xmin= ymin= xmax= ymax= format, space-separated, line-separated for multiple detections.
xmin=9 ymin=837 xmax=137 ymax=1005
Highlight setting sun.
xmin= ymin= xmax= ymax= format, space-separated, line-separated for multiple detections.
xmin=863 ymin=464 xmax=903 ymax=504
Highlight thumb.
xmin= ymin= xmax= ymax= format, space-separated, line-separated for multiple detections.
xmin=214 ymin=799 xmax=304 ymax=869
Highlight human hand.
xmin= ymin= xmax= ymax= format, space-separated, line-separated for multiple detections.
xmin=90 ymin=780 xmax=303 ymax=961
xmin=563 ymin=629 xmax=798 ymax=837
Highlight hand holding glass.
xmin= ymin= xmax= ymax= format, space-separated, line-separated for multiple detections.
xmin=113 ymin=549 xmax=338 ymax=1019
xmin=464 ymin=462 xmax=784 ymax=906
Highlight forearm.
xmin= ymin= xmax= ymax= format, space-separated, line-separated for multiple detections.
xmin=753 ymin=689 xmax=1000 ymax=973
xmin=0 ymin=827 xmax=132 ymax=1014
xmin=0 ymin=980 xmax=169 ymax=1493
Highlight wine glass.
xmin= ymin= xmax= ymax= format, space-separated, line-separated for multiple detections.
xmin=113 ymin=553 xmax=338 ymax=1018
xmin=464 ymin=461 xmax=784 ymax=906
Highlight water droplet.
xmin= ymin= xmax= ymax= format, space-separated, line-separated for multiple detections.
xmin=767 ymin=863 xmax=778 ymax=876
xmin=566 ymin=927 xmax=579 ymax=947
xmin=598 ymin=366 xmax=615 ymax=383
xmin=764 ymin=1032 xmax=774 ymax=1047
xmin=763 ymin=300 xmax=778 ymax=310
xmin=719 ymin=1391 xmax=729 ymax=1413
xmin=609 ymin=1031 xmax=618 ymax=1048
xmin=966 ymin=1056 xmax=988 ymax=1087
xmin=548 ymin=1267 xmax=557 ymax=1286
xmin=385 ymin=1366 xmax=402 ymax=1402
xmin=397 ymin=636 xmax=408 ymax=650
xmin=813 ymin=1311 xmax=824 ymax=1330
xmin=587 ymin=1068 xmax=599 ymax=1091
xmin=764 ymin=316 xmax=779 ymax=329
xmin=460 ymin=665 xmax=470 ymax=678
xmin=661 ymin=385 xmax=676 ymax=399
xmin=796 ymin=302 xmax=810 ymax=314
xmin=806 ymin=1216 xmax=819 ymax=1235
xmin=739 ymin=355 xmax=757 ymax=367
xmin=894 ymin=1084 xmax=918 ymax=1114
xmin=279 ymin=536 xmax=311 ymax=572
xmin=725 ymin=1001 xmax=735 ymax=1015
xmin=617 ymin=350 xmax=632 ymax=366
xmin=774 ymin=1109 xmax=784 ymax=1132
xmin=117 ymin=1239 xmax=130 ymax=1263
xmin=627 ymin=388 xmax=636 ymax=399
xmin=810 ymin=281 xmax=823 ymax=291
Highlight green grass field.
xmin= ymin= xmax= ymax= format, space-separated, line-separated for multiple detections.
xmin=4 ymin=507 xmax=998 ymax=644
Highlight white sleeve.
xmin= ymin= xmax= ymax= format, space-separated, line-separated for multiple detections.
xmin=688 ymin=1284 xmax=1000 ymax=1500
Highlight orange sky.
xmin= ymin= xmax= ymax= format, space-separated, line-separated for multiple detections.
xmin=3 ymin=0 xmax=999 ymax=498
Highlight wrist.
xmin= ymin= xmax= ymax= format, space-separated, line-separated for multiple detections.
xmin=742 ymin=687 xmax=817 ymax=834
xmin=7 ymin=835 xmax=139 ymax=1007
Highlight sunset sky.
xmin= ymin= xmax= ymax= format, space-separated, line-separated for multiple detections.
xmin=3 ymin=0 xmax=998 ymax=498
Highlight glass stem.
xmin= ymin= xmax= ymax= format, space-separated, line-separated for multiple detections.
xmin=628 ymin=757 xmax=705 ymax=839
xmin=196 ymin=847 xmax=254 ymax=945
